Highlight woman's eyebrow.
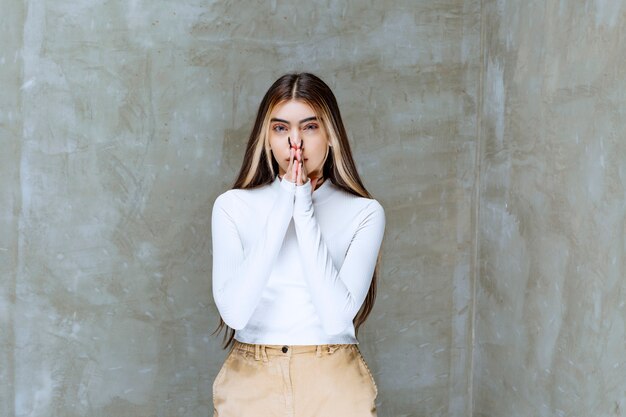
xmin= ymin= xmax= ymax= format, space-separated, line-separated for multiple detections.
xmin=298 ymin=116 xmax=318 ymax=124
xmin=270 ymin=116 xmax=318 ymax=125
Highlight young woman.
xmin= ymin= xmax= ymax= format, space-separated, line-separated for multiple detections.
xmin=210 ymin=72 xmax=386 ymax=416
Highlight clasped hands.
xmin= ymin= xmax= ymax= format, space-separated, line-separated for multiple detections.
xmin=282 ymin=137 xmax=322 ymax=192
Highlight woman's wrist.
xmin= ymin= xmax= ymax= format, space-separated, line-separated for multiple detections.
xmin=296 ymin=177 xmax=311 ymax=186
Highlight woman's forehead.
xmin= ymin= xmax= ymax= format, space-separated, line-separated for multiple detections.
xmin=270 ymin=99 xmax=318 ymax=120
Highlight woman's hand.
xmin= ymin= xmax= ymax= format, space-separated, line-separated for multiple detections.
xmin=294 ymin=146 xmax=309 ymax=186
xmin=282 ymin=146 xmax=297 ymax=183
xmin=284 ymin=137 xmax=320 ymax=191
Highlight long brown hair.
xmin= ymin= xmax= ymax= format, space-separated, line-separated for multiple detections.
xmin=212 ymin=72 xmax=383 ymax=349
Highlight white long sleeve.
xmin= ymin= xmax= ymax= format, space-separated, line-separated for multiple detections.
xmin=293 ymin=180 xmax=386 ymax=335
xmin=211 ymin=177 xmax=296 ymax=330
xmin=210 ymin=174 xmax=386 ymax=345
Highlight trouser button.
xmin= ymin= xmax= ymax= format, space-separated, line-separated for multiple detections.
xmin=282 ymin=346 xmax=288 ymax=353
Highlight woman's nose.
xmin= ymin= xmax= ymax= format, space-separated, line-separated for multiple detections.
xmin=289 ymin=134 xmax=303 ymax=149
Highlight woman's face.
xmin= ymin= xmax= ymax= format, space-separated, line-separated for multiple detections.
xmin=268 ymin=99 xmax=330 ymax=180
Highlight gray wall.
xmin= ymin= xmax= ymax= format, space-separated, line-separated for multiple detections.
xmin=1 ymin=1 xmax=624 ymax=417
xmin=2 ymin=1 xmax=479 ymax=416
xmin=474 ymin=1 xmax=626 ymax=416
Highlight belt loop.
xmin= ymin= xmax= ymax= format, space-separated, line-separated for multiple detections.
xmin=254 ymin=344 xmax=260 ymax=361
xmin=316 ymin=345 xmax=322 ymax=357
xmin=261 ymin=345 xmax=269 ymax=363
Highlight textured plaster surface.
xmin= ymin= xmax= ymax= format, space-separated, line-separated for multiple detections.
xmin=2 ymin=1 xmax=480 ymax=416
xmin=474 ymin=1 xmax=626 ymax=416
xmin=1 ymin=3 xmax=24 ymax=416
xmin=8 ymin=1 xmax=622 ymax=417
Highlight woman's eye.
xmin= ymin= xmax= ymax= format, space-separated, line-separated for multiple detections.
xmin=272 ymin=125 xmax=287 ymax=132
xmin=303 ymin=124 xmax=318 ymax=131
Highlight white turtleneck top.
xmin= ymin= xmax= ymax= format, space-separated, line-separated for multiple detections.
xmin=211 ymin=174 xmax=385 ymax=345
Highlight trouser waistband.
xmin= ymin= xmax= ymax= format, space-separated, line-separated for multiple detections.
xmin=232 ymin=340 xmax=353 ymax=362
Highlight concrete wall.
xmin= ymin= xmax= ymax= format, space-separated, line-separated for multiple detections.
xmin=474 ymin=0 xmax=626 ymax=416
xmin=4 ymin=1 xmax=624 ymax=416
xmin=2 ymin=1 xmax=480 ymax=416
xmin=1 ymin=2 xmax=24 ymax=416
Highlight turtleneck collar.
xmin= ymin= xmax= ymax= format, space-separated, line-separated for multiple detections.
xmin=272 ymin=174 xmax=334 ymax=204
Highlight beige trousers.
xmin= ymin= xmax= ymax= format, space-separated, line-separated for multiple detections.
xmin=212 ymin=339 xmax=378 ymax=417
